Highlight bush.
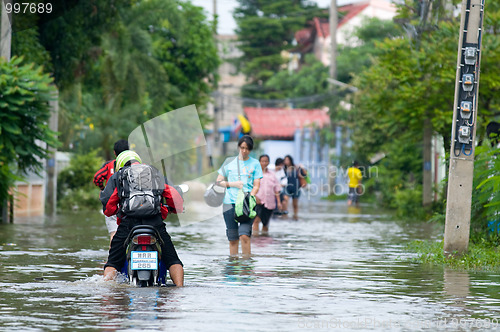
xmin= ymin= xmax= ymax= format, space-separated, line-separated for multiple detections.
xmin=58 ymin=150 xmax=104 ymax=211
xmin=393 ymin=186 xmax=426 ymax=220
xmin=58 ymin=186 xmax=102 ymax=211
xmin=471 ymin=144 xmax=500 ymax=235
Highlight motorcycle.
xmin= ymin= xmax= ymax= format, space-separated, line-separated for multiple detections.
xmin=120 ymin=184 xmax=188 ymax=287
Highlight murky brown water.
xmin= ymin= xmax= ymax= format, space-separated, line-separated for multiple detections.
xmin=1 ymin=200 xmax=500 ymax=331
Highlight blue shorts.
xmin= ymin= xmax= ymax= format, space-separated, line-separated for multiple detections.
xmin=223 ymin=204 xmax=253 ymax=241
xmin=348 ymin=187 xmax=359 ymax=203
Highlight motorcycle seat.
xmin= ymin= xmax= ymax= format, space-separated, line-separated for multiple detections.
xmin=130 ymin=225 xmax=158 ymax=236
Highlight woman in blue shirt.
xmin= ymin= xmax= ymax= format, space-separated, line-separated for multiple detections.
xmin=216 ymin=135 xmax=263 ymax=256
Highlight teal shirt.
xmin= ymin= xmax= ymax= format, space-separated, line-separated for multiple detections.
xmin=218 ymin=156 xmax=263 ymax=205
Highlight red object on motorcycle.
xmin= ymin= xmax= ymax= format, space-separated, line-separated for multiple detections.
xmin=132 ymin=235 xmax=156 ymax=245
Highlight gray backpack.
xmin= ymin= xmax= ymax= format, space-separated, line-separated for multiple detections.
xmin=118 ymin=164 xmax=164 ymax=217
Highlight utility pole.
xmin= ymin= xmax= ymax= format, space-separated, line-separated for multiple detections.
xmin=213 ymin=0 xmax=217 ymax=28
xmin=1 ymin=0 xmax=11 ymax=59
xmin=329 ymin=0 xmax=337 ymax=80
xmin=421 ymin=0 xmax=432 ymax=208
xmin=444 ymin=0 xmax=485 ymax=255
xmin=329 ymin=0 xmax=339 ymax=195
xmin=1 ymin=0 xmax=12 ymax=222
xmin=423 ymin=117 xmax=432 ymax=207
xmin=213 ymin=0 xmax=220 ymax=151
xmin=45 ymin=91 xmax=59 ymax=216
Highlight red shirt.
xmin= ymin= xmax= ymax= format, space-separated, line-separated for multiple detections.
xmin=93 ymin=160 xmax=115 ymax=190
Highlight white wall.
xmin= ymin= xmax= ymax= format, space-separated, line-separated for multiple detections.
xmin=260 ymin=140 xmax=295 ymax=167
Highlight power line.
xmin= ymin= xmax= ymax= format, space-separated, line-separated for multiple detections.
xmin=212 ymin=90 xmax=347 ymax=107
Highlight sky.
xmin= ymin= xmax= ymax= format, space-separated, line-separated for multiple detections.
xmin=188 ymin=0 xmax=367 ymax=35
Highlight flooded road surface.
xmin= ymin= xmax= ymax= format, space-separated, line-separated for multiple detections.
xmin=1 ymin=200 xmax=500 ymax=331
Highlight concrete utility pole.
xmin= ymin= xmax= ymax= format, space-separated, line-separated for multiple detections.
xmin=45 ymin=91 xmax=59 ymax=216
xmin=444 ymin=0 xmax=485 ymax=255
xmin=423 ymin=117 xmax=433 ymax=207
xmin=1 ymin=0 xmax=12 ymax=59
xmin=329 ymin=0 xmax=340 ymax=195
xmin=329 ymin=0 xmax=337 ymax=80
xmin=329 ymin=0 xmax=339 ymax=195
xmin=1 ymin=0 xmax=12 ymax=222
xmin=213 ymin=0 xmax=217 ymax=27
xmin=420 ymin=0 xmax=432 ymax=208
xmin=212 ymin=0 xmax=220 ymax=149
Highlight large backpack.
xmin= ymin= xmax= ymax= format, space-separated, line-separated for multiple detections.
xmin=118 ymin=164 xmax=164 ymax=217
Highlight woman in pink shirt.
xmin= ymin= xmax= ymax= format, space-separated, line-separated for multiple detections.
xmin=253 ymin=155 xmax=283 ymax=233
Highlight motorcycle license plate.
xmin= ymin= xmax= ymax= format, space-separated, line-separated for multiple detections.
xmin=131 ymin=251 xmax=158 ymax=270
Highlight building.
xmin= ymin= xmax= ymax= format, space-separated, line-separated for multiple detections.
xmin=244 ymin=107 xmax=331 ymax=197
xmin=201 ymin=34 xmax=247 ymax=162
xmin=294 ymin=0 xmax=397 ymax=66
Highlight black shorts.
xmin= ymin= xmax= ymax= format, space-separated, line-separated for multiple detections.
xmin=256 ymin=204 xmax=273 ymax=227
xmin=104 ymin=215 xmax=183 ymax=271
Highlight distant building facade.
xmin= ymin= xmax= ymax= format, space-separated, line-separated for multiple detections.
xmin=244 ymin=107 xmax=331 ymax=197
xmin=294 ymin=0 xmax=397 ymax=66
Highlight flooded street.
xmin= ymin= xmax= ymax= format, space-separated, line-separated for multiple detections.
xmin=1 ymin=200 xmax=500 ymax=331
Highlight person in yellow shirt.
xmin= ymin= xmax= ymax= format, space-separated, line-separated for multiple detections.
xmin=347 ymin=161 xmax=363 ymax=206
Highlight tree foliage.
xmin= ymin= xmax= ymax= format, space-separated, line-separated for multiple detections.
xmin=11 ymin=0 xmax=219 ymax=159
xmin=262 ymin=18 xmax=400 ymax=109
xmin=264 ymin=54 xmax=329 ymax=103
xmin=0 ymin=57 xmax=59 ymax=206
xmin=137 ymin=0 xmax=220 ymax=109
xmin=38 ymin=0 xmax=133 ymax=89
xmin=234 ymin=0 xmax=325 ymax=98
xmin=57 ymin=149 xmax=104 ymax=211
xmin=350 ymin=1 xmax=500 ymax=216
xmin=472 ymin=144 xmax=500 ymax=234
xmin=337 ymin=17 xmax=401 ymax=83
xmin=38 ymin=0 xmax=220 ymax=156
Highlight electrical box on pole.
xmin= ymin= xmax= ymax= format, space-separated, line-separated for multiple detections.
xmin=444 ymin=0 xmax=485 ymax=255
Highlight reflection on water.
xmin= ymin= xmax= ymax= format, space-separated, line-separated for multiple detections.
xmin=347 ymin=205 xmax=362 ymax=223
xmin=1 ymin=203 xmax=500 ymax=331
xmin=223 ymin=257 xmax=255 ymax=284
xmin=444 ymin=268 xmax=470 ymax=305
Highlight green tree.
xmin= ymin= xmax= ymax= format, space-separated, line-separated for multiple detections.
xmin=264 ymin=54 xmax=330 ymax=104
xmin=234 ymin=0 xmax=324 ymax=98
xmin=11 ymin=13 xmax=52 ymax=71
xmin=38 ymin=0 xmax=134 ymax=89
xmin=60 ymin=14 xmax=162 ymax=156
xmin=337 ymin=17 xmax=401 ymax=83
xmin=263 ymin=18 xmax=401 ymax=106
xmin=0 ymin=57 xmax=59 ymax=217
xmin=137 ymin=0 xmax=220 ymax=109
xmin=57 ymin=0 xmax=219 ymax=156
xmin=57 ymin=150 xmax=104 ymax=211
xmin=350 ymin=2 xmax=500 ymax=214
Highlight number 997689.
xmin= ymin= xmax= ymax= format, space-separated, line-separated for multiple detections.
xmin=4 ymin=2 xmax=53 ymax=14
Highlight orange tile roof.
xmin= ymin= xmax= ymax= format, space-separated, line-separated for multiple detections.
xmin=295 ymin=2 xmax=370 ymax=44
xmin=244 ymin=107 xmax=330 ymax=139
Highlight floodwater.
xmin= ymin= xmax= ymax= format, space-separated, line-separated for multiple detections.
xmin=1 ymin=200 xmax=500 ymax=331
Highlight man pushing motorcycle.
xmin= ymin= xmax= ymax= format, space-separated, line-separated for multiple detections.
xmin=100 ymin=150 xmax=184 ymax=286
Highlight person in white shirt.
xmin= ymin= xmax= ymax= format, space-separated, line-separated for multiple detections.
xmin=274 ymin=158 xmax=288 ymax=215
